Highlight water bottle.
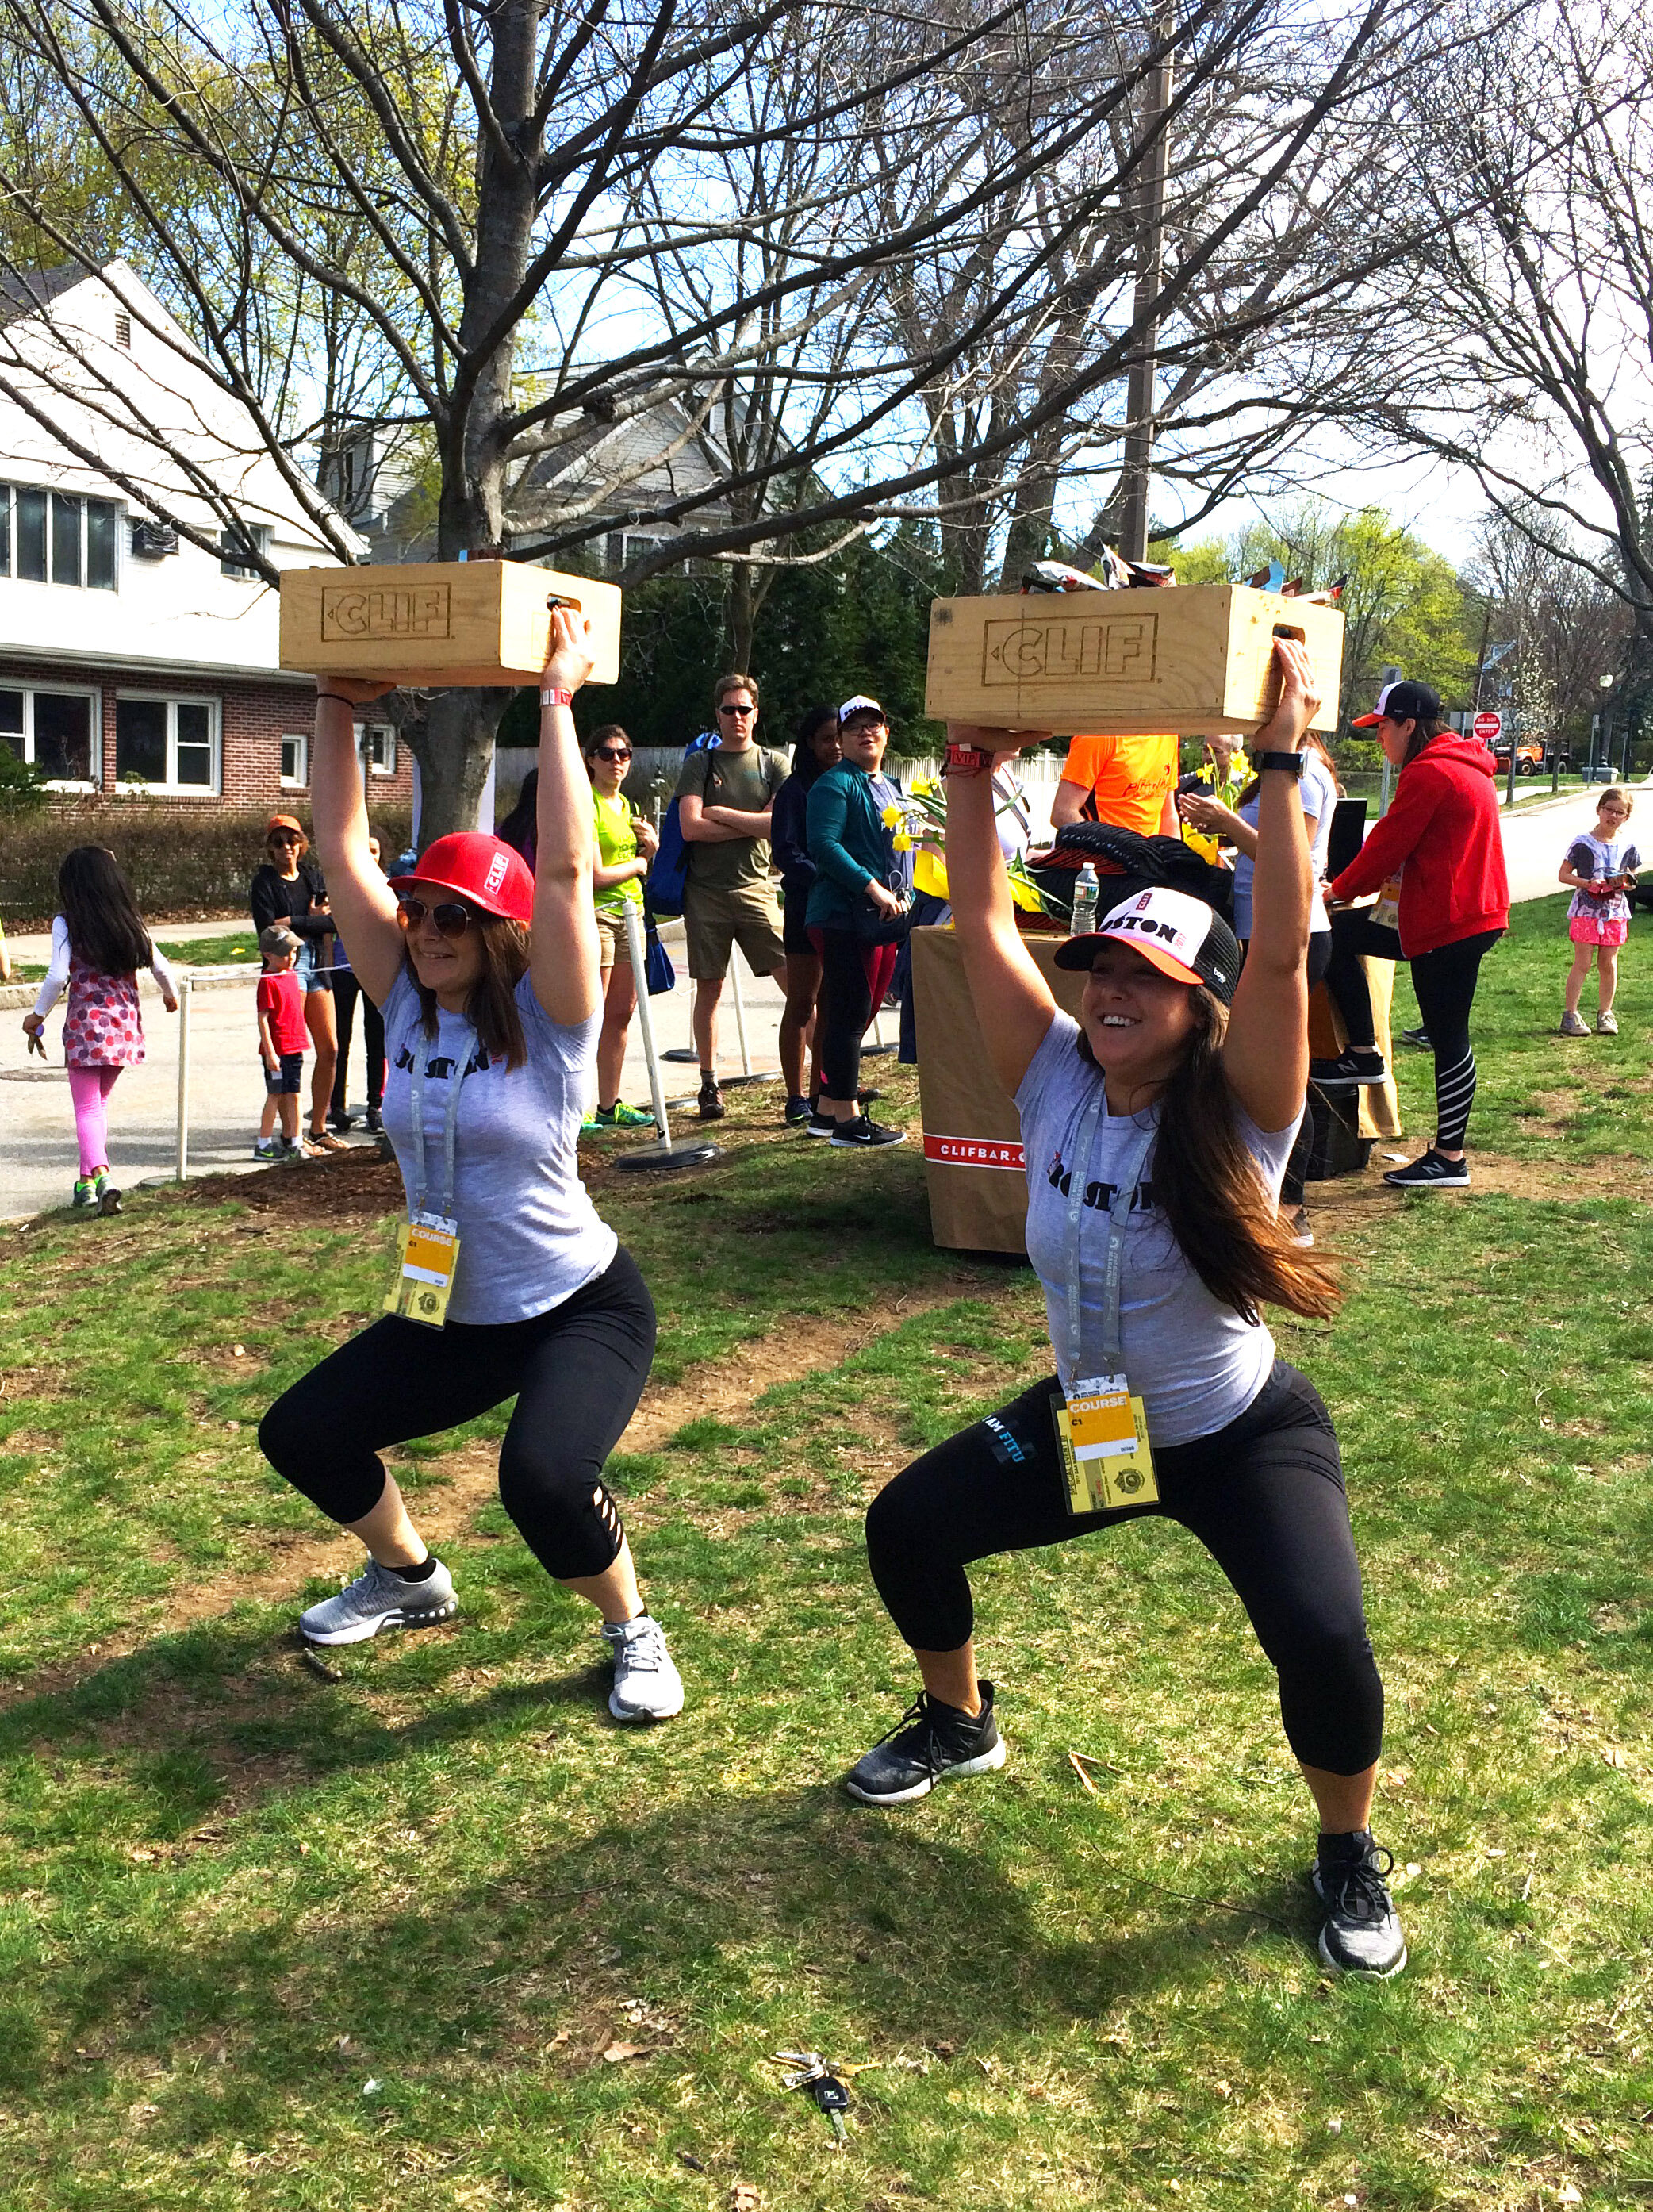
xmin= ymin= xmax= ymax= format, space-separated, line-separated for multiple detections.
xmin=1069 ymin=862 xmax=1100 ymax=938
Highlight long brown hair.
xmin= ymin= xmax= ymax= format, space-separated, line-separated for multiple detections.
xmin=1083 ymin=992 xmax=1340 ymax=1323
xmin=1400 ymin=713 xmax=1447 ymax=768
xmin=411 ymin=912 xmax=531 ymax=1070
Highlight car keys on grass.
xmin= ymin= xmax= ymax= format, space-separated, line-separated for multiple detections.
xmin=773 ymin=2051 xmax=852 ymax=2144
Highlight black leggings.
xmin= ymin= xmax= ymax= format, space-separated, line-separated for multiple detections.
xmin=1322 ymin=909 xmax=1400 ymax=1050
xmin=331 ymin=969 xmax=386 ymax=1115
xmin=259 ymin=1247 xmax=656 ymax=1580
xmin=865 ymin=1361 xmax=1383 ymax=1775
xmin=1409 ymin=929 xmax=1500 ymax=1154
xmin=1237 ymin=931 xmax=1330 ymax=1208
xmin=811 ymin=927 xmax=898 ymax=1104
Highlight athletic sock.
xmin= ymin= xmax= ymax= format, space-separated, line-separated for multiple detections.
xmin=1317 ymin=1826 xmax=1375 ymax=1861
xmin=390 ymin=1555 xmax=438 ymax=1583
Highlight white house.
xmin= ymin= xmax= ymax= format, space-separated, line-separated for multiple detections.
xmin=0 ymin=261 xmax=411 ymax=810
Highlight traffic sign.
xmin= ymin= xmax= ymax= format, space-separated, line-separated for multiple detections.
xmin=1473 ymin=710 xmax=1503 ymax=744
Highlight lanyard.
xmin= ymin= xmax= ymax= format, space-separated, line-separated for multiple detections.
xmin=407 ymin=1017 xmax=474 ymax=1220
xmin=1063 ymin=1079 xmax=1156 ymax=1382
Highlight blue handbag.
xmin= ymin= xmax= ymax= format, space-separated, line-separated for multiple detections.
xmin=643 ymin=908 xmax=675 ymax=995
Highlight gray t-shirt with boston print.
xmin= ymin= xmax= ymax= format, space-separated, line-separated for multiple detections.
xmin=1014 ymin=1009 xmax=1301 ymax=1447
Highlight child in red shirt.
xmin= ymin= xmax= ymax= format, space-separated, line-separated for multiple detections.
xmin=255 ymin=925 xmax=310 ymax=1160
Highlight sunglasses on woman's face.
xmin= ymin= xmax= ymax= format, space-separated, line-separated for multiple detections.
xmin=269 ymin=832 xmax=301 ymax=847
xmin=397 ymin=896 xmax=476 ymax=939
xmin=594 ymin=747 xmax=631 ymax=762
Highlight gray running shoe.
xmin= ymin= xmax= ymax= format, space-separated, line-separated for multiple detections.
xmin=1559 ymin=1009 xmax=1590 ymax=1037
xmin=601 ymin=1613 xmax=684 ymax=1721
xmin=1596 ymin=1009 xmax=1619 ymax=1035
xmin=1313 ymin=1835 xmax=1408 ymax=1976
xmin=299 ymin=1557 xmax=457 ymax=1646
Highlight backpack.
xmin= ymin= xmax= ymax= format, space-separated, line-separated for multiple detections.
xmin=644 ymin=729 xmax=717 ymax=918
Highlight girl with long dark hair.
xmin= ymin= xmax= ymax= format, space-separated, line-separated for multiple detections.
xmin=21 ymin=846 xmax=178 ymax=1213
xmin=1327 ymin=681 xmax=1509 ymax=1189
xmin=844 ymin=642 xmax=1408 ymax=1978
xmin=256 ymin=612 xmax=683 ymax=1724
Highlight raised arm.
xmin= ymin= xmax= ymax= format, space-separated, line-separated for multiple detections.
xmin=309 ymin=685 xmax=404 ymax=1007
xmin=944 ymin=727 xmax=1058 ymax=1096
xmin=529 ymin=609 xmax=603 ymax=1027
xmin=1222 ymin=640 xmax=1319 ymax=1134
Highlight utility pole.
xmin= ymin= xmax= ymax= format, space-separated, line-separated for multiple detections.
xmin=1117 ymin=17 xmax=1175 ymax=566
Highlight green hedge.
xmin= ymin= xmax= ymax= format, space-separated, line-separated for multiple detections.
xmin=0 ymin=800 xmax=414 ymax=931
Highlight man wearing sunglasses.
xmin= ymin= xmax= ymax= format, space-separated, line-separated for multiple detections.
xmin=673 ymin=672 xmax=791 ymax=1119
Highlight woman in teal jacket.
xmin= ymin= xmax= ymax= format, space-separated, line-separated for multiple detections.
xmin=805 ymin=697 xmax=907 ymax=1148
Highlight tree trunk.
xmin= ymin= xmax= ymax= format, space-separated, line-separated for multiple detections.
xmin=727 ymin=559 xmax=757 ymax=673
xmin=407 ymin=689 xmax=508 ymax=847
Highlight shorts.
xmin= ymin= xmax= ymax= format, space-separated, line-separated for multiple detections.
xmin=782 ymin=891 xmax=815 ymax=958
xmin=293 ymin=938 xmax=332 ymax=993
xmin=263 ymin=1051 xmax=304 ymax=1095
xmin=683 ymin=882 xmax=786 ymax=981
xmin=594 ymin=905 xmax=635 ymax=968
xmin=1570 ymin=912 xmax=1628 ymax=947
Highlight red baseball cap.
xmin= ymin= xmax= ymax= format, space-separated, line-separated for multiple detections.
xmin=389 ymin=832 xmax=534 ymax=924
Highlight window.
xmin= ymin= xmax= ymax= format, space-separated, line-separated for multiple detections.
xmin=114 ymin=693 xmax=219 ymax=791
xmin=280 ymin=733 xmax=308 ymax=789
xmin=0 ymin=685 xmax=98 ymax=783
xmin=362 ymin=723 xmax=397 ymax=777
xmin=0 ymin=484 xmax=117 ymax=589
xmin=115 ymin=310 xmax=132 ymax=348
xmin=219 ymin=520 xmax=271 ymax=578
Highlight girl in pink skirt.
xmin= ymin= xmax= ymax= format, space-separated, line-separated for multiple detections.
xmin=21 ymin=847 xmax=178 ymax=1213
xmin=1558 ymin=789 xmax=1639 ymax=1038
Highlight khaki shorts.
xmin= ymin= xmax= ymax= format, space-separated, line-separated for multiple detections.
xmin=683 ymin=882 xmax=786 ymax=981
xmin=595 ymin=905 xmax=634 ymax=967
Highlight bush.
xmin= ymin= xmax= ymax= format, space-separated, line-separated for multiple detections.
xmin=0 ymin=750 xmax=48 ymax=819
xmin=0 ymin=799 xmax=414 ymax=931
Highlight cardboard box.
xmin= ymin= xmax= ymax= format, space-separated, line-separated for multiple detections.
xmin=278 ymin=560 xmax=621 ymax=689
xmin=924 ymin=582 xmax=1342 ymax=735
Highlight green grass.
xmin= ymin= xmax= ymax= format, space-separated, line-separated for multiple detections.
xmin=6 ymin=930 xmax=258 ymax=984
xmin=1 ymin=993 xmax=1650 ymax=2208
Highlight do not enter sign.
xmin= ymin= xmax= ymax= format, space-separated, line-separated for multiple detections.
xmin=1473 ymin=710 xmax=1503 ymax=744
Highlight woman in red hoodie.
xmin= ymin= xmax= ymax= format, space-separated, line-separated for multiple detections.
xmin=1328 ymin=681 xmax=1509 ymax=1190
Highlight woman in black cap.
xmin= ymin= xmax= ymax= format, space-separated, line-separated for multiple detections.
xmin=842 ymin=640 xmax=1408 ymax=1978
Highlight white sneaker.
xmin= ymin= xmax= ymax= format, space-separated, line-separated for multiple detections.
xmin=299 ymin=1557 xmax=458 ymax=1645
xmin=601 ymin=1613 xmax=684 ymax=1722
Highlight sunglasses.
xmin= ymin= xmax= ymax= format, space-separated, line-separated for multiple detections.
xmin=397 ymin=896 xmax=476 ymax=939
xmin=718 ymin=702 xmax=754 ymax=716
xmin=593 ymin=747 xmax=632 ymax=762
xmin=269 ymin=832 xmax=301 ymax=846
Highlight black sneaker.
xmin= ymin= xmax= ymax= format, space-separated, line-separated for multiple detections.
xmin=1398 ymin=1026 xmax=1430 ymax=1050
xmin=805 ymin=1108 xmax=837 ymax=1138
xmin=328 ymin=1109 xmax=356 ymax=1132
xmin=1313 ymin=1834 xmax=1407 ymax=1976
xmin=1309 ymin=1050 xmax=1387 ymax=1089
xmin=784 ymin=1094 xmax=812 ymax=1125
xmin=830 ymin=1114 xmax=906 ymax=1149
xmin=845 ymin=1683 xmax=1006 ymax=1806
xmin=365 ymin=1106 xmax=383 ymax=1132
xmin=1383 ymin=1148 xmax=1469 ymax=1190
xmin=697 ymin=1077 xmax=725 ymax=1122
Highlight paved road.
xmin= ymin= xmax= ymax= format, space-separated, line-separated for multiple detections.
xmin=0 ymin=779 xmax=1632 ymax=1221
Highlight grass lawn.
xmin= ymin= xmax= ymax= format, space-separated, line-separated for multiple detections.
xmin=7 ymin=930 xmax=260 ymax=985
xmin=1 ymin=893 xmax=1650 ymax=2210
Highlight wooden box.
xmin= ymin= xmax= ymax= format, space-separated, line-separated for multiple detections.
xmin=278 ymin=559 xmax=621 ymax=689
xmin=924 ymin=582 xmax=1342 ymax=735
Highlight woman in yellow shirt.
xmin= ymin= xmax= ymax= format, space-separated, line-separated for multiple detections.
xmin=583 ymin=724 xmax=658 ymax=1129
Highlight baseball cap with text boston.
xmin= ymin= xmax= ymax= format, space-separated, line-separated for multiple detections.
xmin=1054 ymin=881 xmax=1241 ymax=1006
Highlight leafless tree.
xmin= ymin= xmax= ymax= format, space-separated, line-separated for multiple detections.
xmin=0 ymin=0 xmax=1499 ymax=831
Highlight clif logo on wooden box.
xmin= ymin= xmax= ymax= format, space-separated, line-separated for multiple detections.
xmin=280 ymin=560 xmax=621 ymax=689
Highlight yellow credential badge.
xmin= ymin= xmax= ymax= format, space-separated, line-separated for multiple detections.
xmin=1054 ymin=1376 xmax=1159 ymax=1514
xmin=383 ymin=1214 xmax=461 ymax=1329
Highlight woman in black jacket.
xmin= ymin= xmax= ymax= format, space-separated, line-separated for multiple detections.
xmin=250 ymin=812 xmax=342 ymax=1150
xmin=770 ymin=705 xmax=842 ymax=1125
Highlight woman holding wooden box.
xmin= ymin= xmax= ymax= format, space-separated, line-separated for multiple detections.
xmin=256 ymin=609 xmax=683 ymax=1725
xmin=844 ymin=640 xmax=1407 ymax=1978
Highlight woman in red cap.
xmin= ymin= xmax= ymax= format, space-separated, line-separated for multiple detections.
xmin=256 ymin=609 xmax=681 ymax=1725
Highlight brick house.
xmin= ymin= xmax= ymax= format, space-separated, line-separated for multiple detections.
xmin=0 ymin=262 xmax=413 ymax=813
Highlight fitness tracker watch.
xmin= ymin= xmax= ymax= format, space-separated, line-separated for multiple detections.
xmin=1255 ymin=750 xmax=1306 ymax=777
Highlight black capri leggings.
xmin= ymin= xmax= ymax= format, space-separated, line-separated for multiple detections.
xmin=259 ymin=1246 xmax=656 ymax=1580
xmin=331 ymin=969 xmax=386 ymax=1116
xmin=1237 ymin=931 xmax=1330 ymax=1209
xmin=1409 ymin=928 xmax=1501 ymax=1154
xmin=865 ymin=1360 xmax=1383 ymax=1776
xmin=810 ymin=926 xmax=898 ymax=1105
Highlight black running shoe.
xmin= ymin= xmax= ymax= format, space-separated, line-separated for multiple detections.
xmin=1383 ymin=1148 xmax=1469 ymax=1190
xmin=830 ymin=1113 xmax=906 ymax=1149
xmin=845 ymin=1683 xmax=1006 ymax=1805
xmin=1398 ymin=1026 xmax=1430 ymax=1050
xmin=805 ymin=1108 xmax=836 ymax=1138
xmin=1309 ymin=1050 xmax=1387 ymax=1089
xmin=1313 ymin=1834 xmax=1408 ymax=1976
xmin=784 ymin=1094 xmax=812 ymax=1125
xmin=697 ymin=1077 xmax=726 ymax=1122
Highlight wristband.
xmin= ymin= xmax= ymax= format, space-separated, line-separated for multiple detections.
xmin=1256 ymin=750 xmax=1306 ymax=777
xmin=316 ymin=692 xmax=355 ymax=709
xmin=945 ymin=742 xmax=993 ymax=775
xmin=540 ymin=686 xmax=573 ymax=709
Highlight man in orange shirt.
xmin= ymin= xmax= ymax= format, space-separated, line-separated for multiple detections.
xmin=1049 ymin=731 xmax=1181 ymax=837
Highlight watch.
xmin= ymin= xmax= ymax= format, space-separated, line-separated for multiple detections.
xmin=540 ymin=686 xmax=573 ymax=709
xmin=1256 ymin=750 xmax=1306 ymax=777
xmin=945 ymin=742 xmax=993 ymax=774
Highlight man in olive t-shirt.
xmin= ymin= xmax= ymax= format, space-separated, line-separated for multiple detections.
xmin=673 ymin=672 xmax=789 ymax=1118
